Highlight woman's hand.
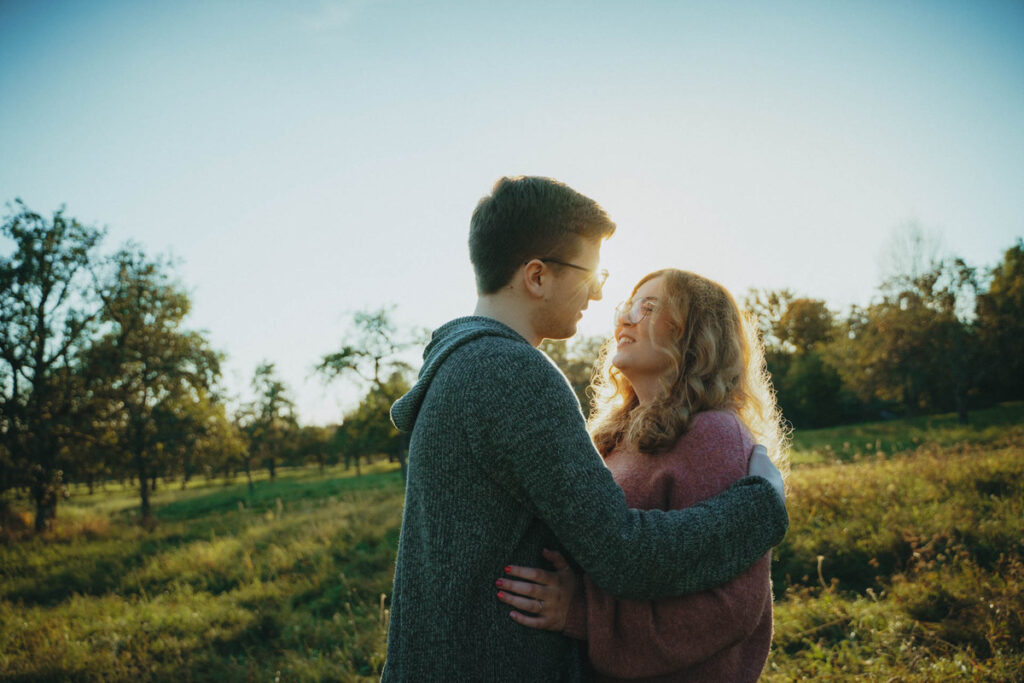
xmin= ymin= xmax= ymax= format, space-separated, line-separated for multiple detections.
xmin=748 ymin=444 xmax=785 ymax=504
xmin=496 ymin=548 xmax=578 ymax=631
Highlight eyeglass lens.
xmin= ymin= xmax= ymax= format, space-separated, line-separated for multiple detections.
xmin=615 ymin=298 xmax=651 ymax=324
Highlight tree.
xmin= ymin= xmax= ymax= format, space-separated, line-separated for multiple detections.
xmin=60 ymin=366 xmax=118 ymax=495
xmin=295 ymin=424 xmax=336 ymax=473
xmin=240 ymin=362 xmax=296 ymax=483
xmin=316 ymin=306 xmax=422 ymax=478
xmin=0 ymin=200 xmax=104 ymax=530
xmin=775 ymin=349 xmax=849 ymax=428
xmin=927 ymin=258 xmax=979 ymax=423
xmin=336 ymin=372 xmax=411 ymax=475
xmin=317 ymin=306 xmax=418 ymax=388
xmin=84 ymin=247 xmax=221 ymax=522
xmin=743 ymin=290 xmax=852 ymax=428
xmin=774 ymin=298 xmax=847 ymax=427
xmin=777 ymin=299 xmax=834 ymax=354
xmin=825 ymin=254 xmax=979 ymax=423
xmin=200 ymin=403 xmax=248 ymax=484
xmin=539 ymin=335 xmax=605 ymax=418
xmin=743 ymin=288 xmax=796 ymax=354
xmin=154 ymin=388 xmax=235 ymax=489
xmin=878 ymin=226 xmax=978 ymax=423
xmin=976 ymin=240 xmax=1024 ymax=401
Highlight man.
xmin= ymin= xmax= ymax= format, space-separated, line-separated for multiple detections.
xmin=383 ymin=176 xmax=787 ymax=681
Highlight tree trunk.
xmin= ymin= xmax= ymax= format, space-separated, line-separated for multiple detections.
xmin=955 ymin=389 xmax=969 ymax=425
xmin=903 ymin=374 xmax=920 ymax=418
xmin=244 ymin=458 xmax=254 ymax=493
xmin=30 ymin=463 xmax=59 ymax=533
xmin=138 ymin=460 xmax=152 ymax=523
xmin=32 ymin=493 xmax=57 ymax=533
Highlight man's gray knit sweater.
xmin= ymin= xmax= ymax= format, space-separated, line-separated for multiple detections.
xmin=382 ymin=317 xmax=787 ymax=682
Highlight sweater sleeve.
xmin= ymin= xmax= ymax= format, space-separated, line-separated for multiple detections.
xmin=463 ymin=344 xmax=787 ymax=600
xmin=571 ymin=414 xmax=773 ymax=677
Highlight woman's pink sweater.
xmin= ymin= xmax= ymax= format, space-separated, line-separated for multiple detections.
xmin=563 ymin=410 xmax=773 ymax=682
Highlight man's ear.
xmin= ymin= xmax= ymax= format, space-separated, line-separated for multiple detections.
xmin=521 ymin=259 xmax=547 ymax=299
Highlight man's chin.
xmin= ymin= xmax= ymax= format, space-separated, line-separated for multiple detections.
xmin=544 ymin=325 xmax=579 ymax=342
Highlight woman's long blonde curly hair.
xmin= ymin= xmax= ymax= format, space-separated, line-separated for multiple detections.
xmin=588 ymin=269 xmax=789 ymax=474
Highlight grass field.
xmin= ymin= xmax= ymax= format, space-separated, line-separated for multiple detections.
xmin=788 ymin=401 xmax=1024 ymax=466
xmin=2 ymin=404 xmax=1023 ymax=681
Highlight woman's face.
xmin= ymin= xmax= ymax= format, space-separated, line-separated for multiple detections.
xmin=611 ymin=275 xmax=677 ymax=390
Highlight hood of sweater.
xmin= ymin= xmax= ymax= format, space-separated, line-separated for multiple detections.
xmin=390 ymin=316 xmax=530 ymax=432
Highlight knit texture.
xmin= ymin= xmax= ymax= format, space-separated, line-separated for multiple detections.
xmin=563 ymin=410 xmax=773 ymax=682
xmin=382 ymin=317 xmax=787 ymax=682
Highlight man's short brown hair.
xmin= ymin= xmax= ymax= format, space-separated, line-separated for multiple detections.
xmin=469 ymin=176 xmax=617 ymax=294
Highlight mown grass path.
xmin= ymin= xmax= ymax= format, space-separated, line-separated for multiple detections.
xmin=2 ymin=406 xmax=1023 ymax=681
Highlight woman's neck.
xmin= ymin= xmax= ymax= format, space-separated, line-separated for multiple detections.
xmin=628 ymin=374 xmax=661 ymax=405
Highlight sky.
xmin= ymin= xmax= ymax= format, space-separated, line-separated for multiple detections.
xmin=2 ymin=0 xmax=1022 ymax=425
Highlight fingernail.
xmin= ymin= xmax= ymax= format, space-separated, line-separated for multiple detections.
xmin=495 ymin=579 xmax=503 ymax=587
xmin=504 ymin=566 xmax=512 ymax=573
xmin=497 ymin=591 xmax=506 ymax=599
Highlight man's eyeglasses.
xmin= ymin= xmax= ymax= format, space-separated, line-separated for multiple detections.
xmin=614 ymin=297 xmax=659 ymax=325
xmin=539 ymin=258 xmax=609 ymax=289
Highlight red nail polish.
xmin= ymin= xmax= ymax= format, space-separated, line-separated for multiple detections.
xmin=495 ymin=579 xmax=502 ymax=587
xmin=504 ymin=566 xmax=512 ymax=573
xmin=497 ymin=591 xmax=505 ymax=599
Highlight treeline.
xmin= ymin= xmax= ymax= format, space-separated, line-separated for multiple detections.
xmin=543 ymin=229 xmax=1024 ymax=431
xmin=747 ymin=234 xmax=1023 ymax=429
xmin=3 ymin=200 xmax=1022 ymax=534
xmin=0 ymin=201 xmax=410 ymax=532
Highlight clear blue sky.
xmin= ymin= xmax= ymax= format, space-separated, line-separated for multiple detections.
xmin=2 ymin=0 xmax=1022 ymax=424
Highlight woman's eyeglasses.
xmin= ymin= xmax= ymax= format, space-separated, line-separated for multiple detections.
xmin=614 ymin=297 xmax=659 ymax=325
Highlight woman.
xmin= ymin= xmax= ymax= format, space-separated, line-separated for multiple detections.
xmin=495 ymin=268 xmax=789 ymax=682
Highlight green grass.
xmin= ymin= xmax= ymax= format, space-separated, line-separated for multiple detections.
xmin=767 ymin=440 xmax=1024 ymax=681
xmin=2 ymin=404 xmax=1023 ymax=681
xmin=789 ymin=400 xmax=1024 ymax=466
xmin=1 ymin=463 xmax=404 ymax=681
